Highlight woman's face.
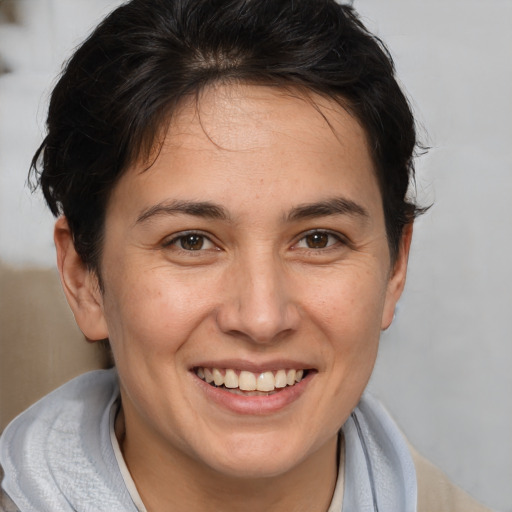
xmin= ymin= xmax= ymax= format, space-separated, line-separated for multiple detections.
xmin=78 ymin=85 xmax=409 ymax=478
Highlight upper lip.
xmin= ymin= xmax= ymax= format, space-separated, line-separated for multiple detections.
xmin=190 ymin=359 xmax=314 ymax=373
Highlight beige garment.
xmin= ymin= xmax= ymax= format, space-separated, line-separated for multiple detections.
xmin=411 ymin=445 xmax=493 ymax=512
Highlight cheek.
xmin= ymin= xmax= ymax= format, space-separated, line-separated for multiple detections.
xmin=308 ymin=265 xmax=389 ymax=338
xmin=306 ymin=267 xmax=387 ymax=386
xmin=102 ymin=267 xmax=217 ymax=357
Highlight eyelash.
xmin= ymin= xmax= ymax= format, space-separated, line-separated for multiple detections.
xmin=163 ymin=231 xmax=217 ymax=252
xmin=293 ymin=230 xmax=347 ymax=251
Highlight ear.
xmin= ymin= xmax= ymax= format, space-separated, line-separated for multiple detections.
xmin=54 ymin=216 xmax=109 ymax=341
xmin=381 ymin=223 xmax=413 ymax=330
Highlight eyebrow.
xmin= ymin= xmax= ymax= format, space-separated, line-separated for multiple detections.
xmin=287 ymin=197 xmax=369 ymax=222
xmin=135 ymin=196 xmax=368 ymax=226
xmin=136 ymin=200 xmax=230 ymax=224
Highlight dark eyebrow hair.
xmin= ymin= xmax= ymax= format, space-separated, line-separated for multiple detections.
xmin=287 ymin=197 xmax=369 ymax=222
xmin=136 ymin=200 xmax=230 ymax=224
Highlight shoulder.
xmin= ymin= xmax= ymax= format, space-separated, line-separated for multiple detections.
xmin=2 ymin=369 xmax=117 ymax=430
xmin=0 ymin=369 xmax=121 ymax=512
xmin=410 ymin=444 xmax=494 ymax=512
xmin=354 ymin=394 xmax=494 ymax=512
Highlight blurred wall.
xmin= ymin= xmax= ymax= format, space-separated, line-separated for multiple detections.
xmin=0 ymin=1 xmax=510 ymax=510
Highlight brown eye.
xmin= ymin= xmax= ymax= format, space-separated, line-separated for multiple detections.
xmin=304 ymin=232 xmax=330 ymax=249
xmin=164 ymin=232 xmax=216 ymax=252
xmin=180 ymin=234 xmax=205 ymax=250
xmin=295 ymin=231 xmax=342 ymax=250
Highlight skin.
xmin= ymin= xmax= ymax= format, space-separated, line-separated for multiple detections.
xmin=55 ymin=84 xmax=412 ymax=512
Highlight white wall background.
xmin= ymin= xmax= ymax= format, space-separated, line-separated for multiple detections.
xmin=0 ymin=1 xmax=510 ymax=510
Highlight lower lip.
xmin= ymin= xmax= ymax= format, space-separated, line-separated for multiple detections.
xmin=192 ymin=372 xmax=314 ymax=415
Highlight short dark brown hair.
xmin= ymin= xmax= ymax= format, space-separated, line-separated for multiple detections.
xmin=30 ymin=0 xmax=424 ymax=272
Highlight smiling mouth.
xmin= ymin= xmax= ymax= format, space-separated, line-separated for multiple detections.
xmin=194 ymin=367 xmax=310 ymax=396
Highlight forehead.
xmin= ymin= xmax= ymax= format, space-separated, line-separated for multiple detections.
xmin=108 ymin=84 xmax=382 ymax=223
xmin=166 ymin=84 xmax=369 ymax=165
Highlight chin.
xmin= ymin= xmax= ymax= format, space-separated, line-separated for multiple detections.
xmin=206 ymin=454 xmax=303 ymax=480
xmin=192 ymin=431 xmax=319 ymax=480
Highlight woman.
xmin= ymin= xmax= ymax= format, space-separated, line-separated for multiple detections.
xmin=0 ymin=0 xmax=493 ymax=510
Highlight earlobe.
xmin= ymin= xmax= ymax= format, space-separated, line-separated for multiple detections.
xmin=381 ymin=223 xmax=413 ymax=330
xmin=54 ymin=216 xmax=109 ymax=341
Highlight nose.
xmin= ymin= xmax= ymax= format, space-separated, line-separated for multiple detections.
xmin=216 ymin=251 xmax=301 ymax=344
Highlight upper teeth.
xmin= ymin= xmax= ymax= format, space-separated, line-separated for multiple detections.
xmin=196 ymin=367 xmax=305 ymax=392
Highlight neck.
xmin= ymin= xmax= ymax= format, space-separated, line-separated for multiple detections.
xmin=116 ymin=409 xmax=341 ymax=512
